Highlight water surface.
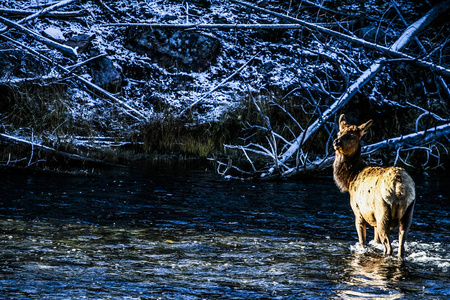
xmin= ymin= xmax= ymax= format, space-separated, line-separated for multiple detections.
xmin=0 ymin=168 xmax=449 ymax=299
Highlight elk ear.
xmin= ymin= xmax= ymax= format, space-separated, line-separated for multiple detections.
xmin=359 ymin=120 xmax=373 ymax=136
xmin=339 ymin=114 xmax=347 ymax=130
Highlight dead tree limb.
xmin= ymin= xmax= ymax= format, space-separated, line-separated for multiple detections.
xmin=363 ymin=123 xmax=450 ymax=154
xmin=0 ymin=9 xmax=87 ymax=18
xmin=270 ymin=59 xmax=384 ymax=176
xmin=270 ymin=123 xmax=450 ymax=179
xmin=0 ymin=0 xmax=78 ymax=33
xmin=391 ymin=0 xmax=450 ymax=99
xmin=0 ymin=74 xmax=61 ymax=86
xmin=106 ymin=20 xmax=357 ymax=28
xmin=268 ymin=0 xmax=450 ymax=177
xmin=0 ymin=16 xmax=77 ymax=58
xmin=66 ymin=54 xmax=108 ymax=71
xmin=0 ymin=133 xmax=112 ymax=166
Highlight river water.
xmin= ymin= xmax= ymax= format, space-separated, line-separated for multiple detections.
xmin=0 ymin=167 xmax=449 ymax=299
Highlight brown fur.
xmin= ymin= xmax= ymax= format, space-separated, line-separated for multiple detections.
xmin=333 ymin=114 xmax=415 ymax=258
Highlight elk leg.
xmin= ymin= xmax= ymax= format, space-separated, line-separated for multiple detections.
xmin=374 ymin=226 xmax=381 ymax=243
xmin=377 ymin=218 xmax=392 ymax=256
xmin=398 ymin=200 xmax=415 ymax=259
xmin=355 ymin=215 xmax=366 ymax=246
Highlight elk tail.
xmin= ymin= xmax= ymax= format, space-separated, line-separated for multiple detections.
xmin=395 ymin=181 xmax=405 ymax=198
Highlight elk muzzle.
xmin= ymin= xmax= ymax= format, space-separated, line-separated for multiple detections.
xmin=333 ymin=138 xmax=342 ymax=150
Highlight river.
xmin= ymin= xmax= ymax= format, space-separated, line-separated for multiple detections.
xmin=0 ymin=167 xmax=449 ymax=299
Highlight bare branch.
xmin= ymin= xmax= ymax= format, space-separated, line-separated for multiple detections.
xmin=0 ymin=8 xmax=87 ymax=18
xmin=0 ymin=133 xmax=113 ymax=166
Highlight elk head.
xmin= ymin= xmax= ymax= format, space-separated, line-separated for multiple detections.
xmin=333 ymin=114 xmax=373 ymax=157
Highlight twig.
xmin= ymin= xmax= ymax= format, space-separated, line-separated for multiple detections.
xmin=405 ymin=101 xmax=450 ymax=131
xmin=96 ymin=0 xmax=119 ymax=23
xmin=66 ymin=54 xmax=108 ymax=71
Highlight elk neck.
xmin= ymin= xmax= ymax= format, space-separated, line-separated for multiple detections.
xmin=333 ymin=146 xmax=366 ymax=193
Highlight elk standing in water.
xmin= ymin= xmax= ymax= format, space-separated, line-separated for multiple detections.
xmin=333 ymin=114 xmax=415 ymax=258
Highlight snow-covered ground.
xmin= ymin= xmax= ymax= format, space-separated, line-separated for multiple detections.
xmin=0 ymin=0 xmax=448 ymax=169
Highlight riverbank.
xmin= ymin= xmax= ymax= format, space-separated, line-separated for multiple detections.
xmin=0 ymin=0 xmax=449 ymax=176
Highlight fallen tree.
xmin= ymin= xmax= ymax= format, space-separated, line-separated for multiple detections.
xmin=0 ymin=133 xmax=114 ymax=166
xmin=216 ymin=0 xmax=450 ymax=179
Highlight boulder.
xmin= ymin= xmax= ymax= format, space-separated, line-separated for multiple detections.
xmin=89 ymin=56 xmax=122 ymax=93
xmin=125 ymin=29 xmax=220 ymax=72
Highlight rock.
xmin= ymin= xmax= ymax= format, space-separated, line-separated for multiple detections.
xmin=41 ymin=29 xmax=95 ymax=54
xmin=125 ymin=29 xmax=220 ymax=72
xmin=145 ymin=94 xmax=171 ymax=112
xmin=42 ymin=27 xmax=65 ymax=42
xmin=356 ymin=26 xmax=386 ymax=43
xmin=89 ymin=56 xmax=122 ymax=93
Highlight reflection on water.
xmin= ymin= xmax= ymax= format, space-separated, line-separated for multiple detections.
xmin=337 ymin=254 xmax=407 ymax=299
xmin=0 ymin=168 xmax=449 ymax=299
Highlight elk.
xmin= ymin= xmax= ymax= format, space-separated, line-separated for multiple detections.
xmin=333 ymin=114 xmax=415 ymax=258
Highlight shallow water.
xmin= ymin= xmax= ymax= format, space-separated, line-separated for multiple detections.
xmin=0 ymin=167 xmax=449 ymax=299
